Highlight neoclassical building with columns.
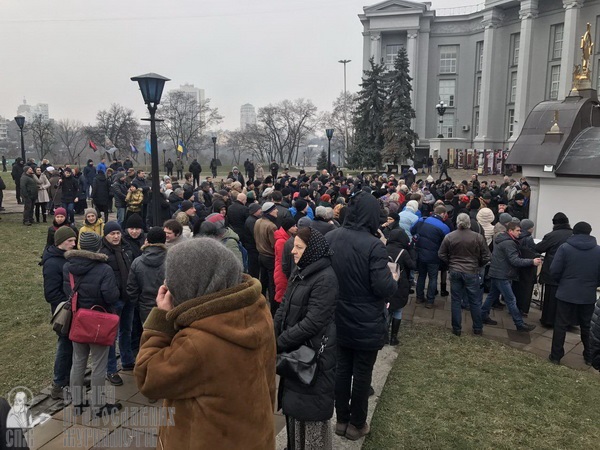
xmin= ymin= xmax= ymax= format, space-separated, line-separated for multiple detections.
xmin=359 ymin=0 xmax=600 ymax=152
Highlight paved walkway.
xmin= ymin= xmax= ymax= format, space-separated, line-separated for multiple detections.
xmin=26 ymin=292 xmax=596 ymax=450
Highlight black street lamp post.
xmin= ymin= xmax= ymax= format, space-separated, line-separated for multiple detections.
xmin=211 ymin=136 xmax=217 ymax=177
xmin=14 ymin=115 xmax=26 ymax=161
xmin=325 ymin=128 xmax=334 ymax=173
xmin=436 ymin=101 xmax=447 ymax=138
xmin=162 ymin=148 xmax=166 ymax=167
xmin=131 ymin=72 xmax=170 ymax=226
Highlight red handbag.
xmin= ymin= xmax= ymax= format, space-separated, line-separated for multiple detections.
xmin=68 ymin=273 xmax=120 ymax=346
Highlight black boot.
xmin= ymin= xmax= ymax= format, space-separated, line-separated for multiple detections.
xmin=383 ymin=314 xmax=391 ymax=345
xmin=440 ymin=283 xmax=449 ymax=297
xmin=390 ymin=319 xmax=401 ymax=346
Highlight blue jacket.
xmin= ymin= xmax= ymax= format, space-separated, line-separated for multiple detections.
xmin=551 ymin=234 xmax=600 ymax=305
xmin=411 ymin=214 xmax=450 ymax=264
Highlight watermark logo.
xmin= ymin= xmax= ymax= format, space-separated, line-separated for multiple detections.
xmin=5 ymin=386 xmax=50 ymax=448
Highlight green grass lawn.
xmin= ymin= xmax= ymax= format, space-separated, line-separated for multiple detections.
xmin=364 ymin=324 xmax=600 ymax=450
xmin=0 ymin=213 xmax=56 ymax=397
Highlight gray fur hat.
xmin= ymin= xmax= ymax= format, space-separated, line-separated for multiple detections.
xmin=165 ymin=238 xmax=243 ymax=306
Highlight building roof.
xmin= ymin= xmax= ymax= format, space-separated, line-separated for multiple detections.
xmin=506 ymin=90 xmax=600 ymax=177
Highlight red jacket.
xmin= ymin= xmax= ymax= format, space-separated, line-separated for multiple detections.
xmin=274 ymin=227 xmax=291 ymax=303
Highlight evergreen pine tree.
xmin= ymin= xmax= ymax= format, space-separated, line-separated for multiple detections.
xmin=383 ymin=47 xmax=417 ymax=164
xmin=349 ymin=57 xmax=387 ymax=169
xmin=316 ymin=150 xmax=328 ymax=170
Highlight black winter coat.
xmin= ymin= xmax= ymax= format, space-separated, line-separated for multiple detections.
xmin=98 ymin=241 xmax=133 ymax=299
xmin=123 ymin=231 xmax=146 ymax=259
xmin=63 ymin=250 xmax=120 ymax=312
xmin=591 ymin=299 xmax=600 ymax=370
xmin=273 ymin=257 xmax=338 ymax=422
xmin=189 ymin=161 xmax=202 ymax=175
xmin=168 ymin=192 xmax=182 ymax=216
xmin=326 ymin=190 xmax=397 ymax=350
xmin=126 ymin=244 xmax=166 ymax=316
xmin=551 ymin=234 xmax=600 ymax=305
xmin=386 ymin=229 xmax=417 ymax=311
xmin=227 ymin=201 xmax=249 ymax=242
xmin=244 ymin=215 xmax=259 ymax=251
xmin=60 ymin=176 xmax=79 ymax=203
xmin=111 ymin=180 xmax=128 ymax=208
xmin=310 ymin=218 xmax=336 ymax=236
xmin=42 ymin=245 xmax=68 ymax=313
xmin=535 ymin=224 xmax=572 ymax=285
xmin=83 ymin=164 xmax=96 ymax=184
xmin=145 ymin=191 xmax=172 ymax=228
xmin=92 ymin=172 xmax=111 ymax=206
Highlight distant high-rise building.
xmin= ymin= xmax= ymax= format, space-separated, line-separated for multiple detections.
xmin=16 ymin=98 xmax=49 ymax=121
xmin=240 ymin=103 xmax=257 ymax=130
xmin=0 ymin=117 xmax=9 ymax=140
xmin=172 ymin=83 xmax=205 ymax=106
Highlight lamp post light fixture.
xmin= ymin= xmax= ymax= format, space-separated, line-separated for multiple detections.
xmin=211 ymin=136 xmax=218 ymax=177
xmin=338 ymin=59 xmax=351 ymax=167
xmin=14 ymin=115 xmax=26 ymax=162
xmin=325 ymin=128 xmax=334 ymax=173
xmin=131 ymin=72 xmax=170 ymax=226
xmin=436 ymin=101 xmax=447 ymax=138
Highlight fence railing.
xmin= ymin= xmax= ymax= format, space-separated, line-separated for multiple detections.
xmin=435 ymin=3 xmax=485 ymax=16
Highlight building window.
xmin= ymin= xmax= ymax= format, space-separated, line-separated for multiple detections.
xmin=511 ymin=33 xmax=520 ymax=66
xmin=385 ymin=44 xmax=403 ymax=68
xmin=439 ymin=79 xmax=456 ymax=107
xmin=474 ymin=110 xmax=480 ymax=137
xmin=440 ymin=45 xmax=458 ymax=73
xmin=476 ymin=41 xmax=484 ymax=72
xmin=508 ymin=109 xmax=515 ymax=138
xmin=551 ymin=23 xmax=564 ymax=60
xmin=549 ymin=65 xmax=561 ymax=100
xmin=475 ymin=77 xmax=481 ymax=106
xmin=441 ymin=113 xmax=454 ymax=138
xmin=509 ymin=72 xmax=518 ymax=103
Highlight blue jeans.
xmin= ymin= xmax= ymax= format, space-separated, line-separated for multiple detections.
xmin=107 ymin=300 xmax=136 ymax=374
xmin=416 ymin=261 xmax=439 ymax=303
xmin=450 ymin=271 xmax=483 ymax=333
xmin=391 ymin=308 xmax=404 ymax=320
xmin=481 ymin=278 xmax=524 ymax=327
xmin=62 ymin=202 xmax=75 ymax=224
xmin=54 ymin=334 xmax=73 ymax=387
xmin=116 ymin=207 xmax=126 ymax=226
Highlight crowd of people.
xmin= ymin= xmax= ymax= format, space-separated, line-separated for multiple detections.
xmin=12 ymin=154 xmax=597 ymax=450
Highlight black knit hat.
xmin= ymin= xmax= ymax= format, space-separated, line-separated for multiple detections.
xmin=104 ymin=221 xmax=123 ymax=236
xmin=552 ymin=212 xmax=569 ymax=225
xmin=125 ymin=214 xmax=144 ymax=230
xmin=146 ymin=226 xmax=167 ymax=244
xmin=573 ymin=221 xmax=592 ymax=235
xmin=281 ymin=217 xmax=297 ymax=232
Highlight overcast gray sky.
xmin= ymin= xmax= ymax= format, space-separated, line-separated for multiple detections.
xmin=0 ymin=0 xmax=475 ymax=130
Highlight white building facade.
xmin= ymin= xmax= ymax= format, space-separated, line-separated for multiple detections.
xmin=360 ymin=0 xmax=600 ymax=151
xmin=240 ymin=103 xmax=257 ymax=130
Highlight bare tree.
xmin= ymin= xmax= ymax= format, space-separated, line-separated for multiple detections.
xmin=319 ymin=91 xmax=357 ymax=166
xmin=29 ymin=115 xmax=56 ymax=161
xmin=239 ymin=124 xmax=275 ymax=163
xmin=85 ymin=104 xmax=141 ymax=160
xmin=55 ymin=119 xmax=87 ymax=164
xmin=158 ymin=91 xmax=223 ymax=159
xmin=257 ymin=98 xmax=317 ymax=165
xmin=220 ymin=130 xmax=246 ymax=166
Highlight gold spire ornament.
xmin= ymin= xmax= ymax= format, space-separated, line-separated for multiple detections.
xmin=549 ymin=110 xmax=561 ymax=134
xmin=571 ymin=23 xmax=594 ymax=93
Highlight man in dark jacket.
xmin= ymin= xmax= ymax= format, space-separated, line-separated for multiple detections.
xmin=549 ymin=222 xmax=600 ymax=365
xmin=438 ymin=213 xmax=490 ymax=336
xmin=82 ymin=159 xmax=96 ymax=199
xmin=411 ymin=205 xmax=451 ymax=308
xmin=325 ymin=190 xmax=397 ymax=440
xmin=59 ymin=168 xmax=79 ymax=224
xmin=92 ymin=170 xmax=111 ymax=223
xmin=174 ymin=157 xmax=184 ymax=179
xmin=269 ymin=160 xmax=279 ymax=180
xmin=99 ymin=222 xmax=134 ymax=386
xmin=111 ymin=173 xmax=128 ymax=226
xmin=20 ymin=166 xmax=38 ymax=226
xmin=126 ymin=227 xmax=167 ymax=330
xmin=42 ymin=226 xmax=77 ymax=399
xmin=272 ymin=190 xmax=292 ymax=226
xmin=11 ymin=157 xmax=25 ymax=204
xmin=480 ymin=222 xmax=541 ymax=332
xmin=244 ymin=203 xmax=262 ymax=278
xmin=123 ymin=157 xmax=133 ymax=170
xmin=188 ymin=159 xmax=202 ymax=189
xmin=534 ymin=212 xmax=573 ymax=327
xmin=228 ymin=193 xmax=249 ymax=242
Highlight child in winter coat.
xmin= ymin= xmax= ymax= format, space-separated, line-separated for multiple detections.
xmin=78 ymin=208 xmax=105 ymax=246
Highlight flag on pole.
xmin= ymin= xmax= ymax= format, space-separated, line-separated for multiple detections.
xmin=177 ymin=140 xmax=187 ymax=155
xmin=145 ymin=140 xmax=152 ymax=155
xmin=88 ymin=140 xmax=98 ymax=152
xmin=130 ymin=142 xmax=138 ymax=154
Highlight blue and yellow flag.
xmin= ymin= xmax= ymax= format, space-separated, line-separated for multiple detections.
xmin=177 ymin=140 xmax=187 ymax=155
xmin=145 ymin=140 xmax=152 ymax=155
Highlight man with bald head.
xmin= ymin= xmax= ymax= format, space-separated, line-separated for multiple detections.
xmin=227 ymin=192 xmax=249 ymax=246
